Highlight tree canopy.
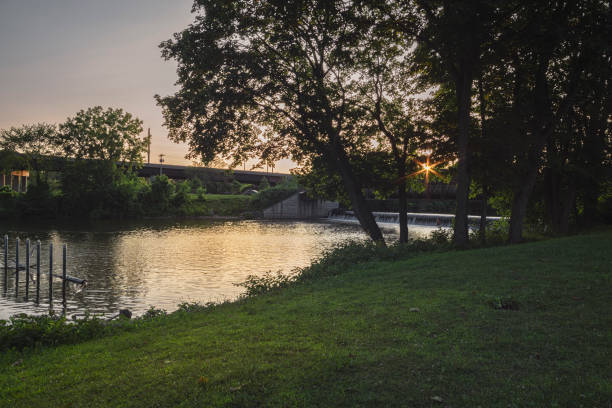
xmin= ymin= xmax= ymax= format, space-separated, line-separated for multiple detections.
xmin=156 ymin=0 xmax=610 ymax=243
xmin=57 ymin=106 xmax=146 ymax=164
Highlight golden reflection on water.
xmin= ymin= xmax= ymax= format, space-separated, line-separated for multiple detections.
xmin=0 ymin=219 xmax=436 ymax=318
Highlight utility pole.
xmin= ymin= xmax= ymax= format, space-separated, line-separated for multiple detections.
xmin=147 ymin=128 xmax=151 ymax=164
xmin=159 ymin=153 xmax=165 ymax=176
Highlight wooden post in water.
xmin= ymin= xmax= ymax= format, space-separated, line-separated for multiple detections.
xmin=3 ymin=235 xmax=7 ymax=291
xmin=15 ymin=238 xmax=19 ymax=296
xmin=48 ymin=243 xmax=53 ymax=305
xmin=36 ymin=241 xmax=41 ymax=303
xmin=25 ymin=239 xmax=30 ymax=299
xmin=62 ymin=244 xmax=67 ymax=305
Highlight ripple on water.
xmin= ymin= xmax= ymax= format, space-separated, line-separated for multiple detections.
xmin=0 ymin=219 xmax=437 ymax=319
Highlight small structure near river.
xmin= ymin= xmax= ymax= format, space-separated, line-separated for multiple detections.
xmin=1 ymin=170 xmax=29 ymax=192
xmin=263 ymin=191 xmax=338 ymax=219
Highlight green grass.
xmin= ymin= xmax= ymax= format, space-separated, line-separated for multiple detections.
xmin=1 ymin=231 xmax=611 ymax=407
xmin=181 ymin=194 xmax=252 ymax=216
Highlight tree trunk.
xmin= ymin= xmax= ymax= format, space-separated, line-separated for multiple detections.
xmin=509 ymin=55 xmax=553 ymax=243
xmin=558 ymin=182 xmax=576 ymax=234
xmin=581 ymin=180 xmax=600 ymax=227
xmin=509 ymin=165 xmax=538 ymax=243
xmin=453 ymin=67 xmax=473 ymax=247
xmin=477 ymin=77 xmax=487 ymax=245
xmin=333 ymin=148 xmax=385 ymax=244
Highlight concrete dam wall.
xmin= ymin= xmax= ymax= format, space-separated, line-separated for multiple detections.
xmin=263 ymin=192 xmax=339 ymax=219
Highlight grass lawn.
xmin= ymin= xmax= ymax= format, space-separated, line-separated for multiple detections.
xmin=1 ymin=231 xmax=610 ymax=407
xmin=182 ymin=194 xmax=252 ymax=216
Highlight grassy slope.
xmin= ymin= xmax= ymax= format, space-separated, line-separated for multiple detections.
xmin=182 ymin=194 xmax=252 ymax=216
xmin=1 ymin=232 xmax=611 ymax=407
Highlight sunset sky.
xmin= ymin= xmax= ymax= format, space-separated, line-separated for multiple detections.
xmin=0 ymin=0 xmax=294 ymax=172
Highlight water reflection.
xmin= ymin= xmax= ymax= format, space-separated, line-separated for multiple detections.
xmin=1 ymin=219 xmax=435 ymax=319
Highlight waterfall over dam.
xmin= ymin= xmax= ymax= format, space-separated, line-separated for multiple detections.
xmin=328 ymin=211 xmax=502 ymax=228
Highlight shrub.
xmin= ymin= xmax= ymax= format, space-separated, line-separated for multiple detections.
xmin=597 ymin=181 xmax=612 ymax=223
xmin=249 ymin=178 xmax=299 ymax=210
xmin=237 ymin=271 xmax=296 ymax=297
xmin=172 ymin=180 xmax=192 ymax=207
xmin=0 ymin=313 xmax=108 ymax=351
xmin=189 ymin=177 xmax=202 ymax=192
xmin=238 ymin=235 xmax=453 ymax=297
xmin=258 ymin=176 xmax=270 ymax=191
xmin=148 ymin=175 xmax=174 ymax=213
xmin=0 ymin=187 xmax=17 ymax=216
xmin=196 ymin=186 xmax=206 ymax=201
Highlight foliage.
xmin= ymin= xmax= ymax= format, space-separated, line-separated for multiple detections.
xmin=148 ymin=175 xmax=174 ymax=214
xmin=237 ymin=271 xmax=296 ymax=297
xmin=57 ymin=106 xmax=146 ymax=164
xmin=17 ymin=179 xmax=58 ymax=217
xmin=0 ymin=313 xmax=108 ymax=352
xmin=0 ymin=123 xmax=59 ymax=179
xmin=188 ymin=177 xmax=202 ymax=192
xmin=228 ymin=179 xmax=244 ymax=195
xmin=156 ymin=0 xmax=385 ymax=242
xmin=240 ymin=232 xmax=456 ymax=297
xmin=249 ymin=178 xmax=299 ymax=210
xmin=258 ymin=176 xmax=270 ymax=191
xmin=60 ymin=161 xmax=147 ymax=219
xmin=0 ymin=188 xmax=18 ymax=217
xmin=172 ymin=180 xmax=192 ymax=208
xmin=597 ymin=181 xmax=612 ymax=224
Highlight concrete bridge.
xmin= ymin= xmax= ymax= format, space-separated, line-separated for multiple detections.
xmin=138 ymin=163 xmax=290 ymax=186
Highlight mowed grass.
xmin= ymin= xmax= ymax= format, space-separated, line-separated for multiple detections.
xmin=1 ymin=231 xmax=611 ymax=407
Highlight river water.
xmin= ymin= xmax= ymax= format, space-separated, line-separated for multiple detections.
xmin=0 ymin=219 xmax=438 ymax=319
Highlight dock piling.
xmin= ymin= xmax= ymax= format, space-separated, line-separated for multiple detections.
xmin=25 ymin=239 xmax=30 ymax=299
xmin=36 ymin=241 xmax=41 ymax=303
xmin=49 ymin=243 xmax=53 ymax=305
xmin=62 ymin=244 xmax=67 ymax=305
xmin=15 ymin=238 xmax=19 ymax=296
xmin=3 ymin=235 xmax=7 ymax=291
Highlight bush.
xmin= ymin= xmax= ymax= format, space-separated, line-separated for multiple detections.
xmin=172 ymin=180 xmax=192 ymax=208
xmin=196 ymin=186 xmax=206 ymax=201
xmin=18 ymin=179 xmax=58 ymax=217
xmin=189 ymin=177 xmax=203 ymax=192
xmin=237 ymin=271 xmax=296 ymax=297
xmin=258 ymin=176 xmax=271 ymax=191
xmin=0 ymin=313 xmax=108 ymax=351
xmin=148 ymin=175 xmax=174 ymax=213
xmin=238 ymin=235 xmax=453 ymax=297
xmin=597 ymin=181 xmax=612 ymax=224
xmin=0 ymin=187 xmax=17 ymax=216
xmin=249 ymin=177 xmax=299 ymax=210
xmin=58 ymin=162 xmax=149 ymax=218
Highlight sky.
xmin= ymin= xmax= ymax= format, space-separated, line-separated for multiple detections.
xmin=0 ymin=0 xmax=294 ymax=172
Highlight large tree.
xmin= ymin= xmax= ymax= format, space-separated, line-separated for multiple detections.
xmin=57 ymin=106 xmax=146 ymax=164
xmin=371 ymin=0 xmax=500 ymax=246
xmin=56 ymin=106 xmax=147 ymax=216
xmin=356 ymin=33 xmax=429 ymax=243
xmin=409 ymin=1 xmax=495 ymax=247
xmin=156 ymin=0 xmax=385 ymax=243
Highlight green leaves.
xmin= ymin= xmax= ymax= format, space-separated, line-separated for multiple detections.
xmin=57 ymin=106 xmax=145 ymax=164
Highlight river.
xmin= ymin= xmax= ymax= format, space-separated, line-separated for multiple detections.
xmin=0 ymin=218 xmax=438 ymax=319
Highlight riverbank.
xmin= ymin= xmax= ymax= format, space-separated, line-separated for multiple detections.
xmin=1 ymin=230 xmax=611 ymax=407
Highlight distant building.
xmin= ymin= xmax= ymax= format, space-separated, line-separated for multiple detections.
xmin=0 ymin=170 xmax=29 ymax=192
